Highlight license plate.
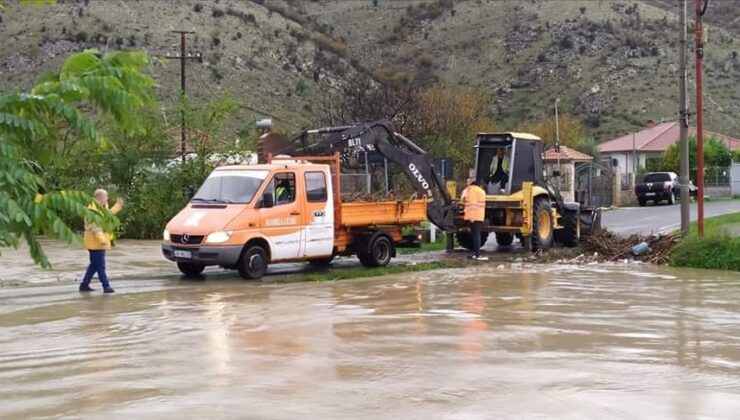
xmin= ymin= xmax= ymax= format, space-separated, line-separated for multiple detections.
xmin=645 ymin=192 xmax=656 ymax=196
xmin=173 ymin=250 xmax=192 ymax=259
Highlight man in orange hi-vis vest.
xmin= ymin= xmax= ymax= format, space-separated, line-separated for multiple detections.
xmin=462 ymin=177 xmax=488 ymax=261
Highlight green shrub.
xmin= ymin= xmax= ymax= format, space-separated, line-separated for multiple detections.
xmin=670 ymin=235 xmax=740 ymax=271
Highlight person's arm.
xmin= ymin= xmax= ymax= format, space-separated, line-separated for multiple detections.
xmin=110 ymin=197 xmax=124 ymax=215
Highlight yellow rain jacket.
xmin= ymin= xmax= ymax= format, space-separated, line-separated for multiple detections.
xmin=462 ymin=184 xmax=486 ymax=222
xmin=83 ymin=200 xmax=122 ymax=250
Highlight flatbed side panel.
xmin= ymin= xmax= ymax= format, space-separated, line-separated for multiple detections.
xmin=339 ymin=200 xmax=427 ymax=227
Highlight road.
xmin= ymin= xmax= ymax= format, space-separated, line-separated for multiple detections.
xmin=602 ymin=199 xmax=740 ymax=235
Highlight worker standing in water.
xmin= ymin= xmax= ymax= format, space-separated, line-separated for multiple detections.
xmin=79 ymin=189 xmax=123 ymax=293
xmin=462 ymin=177 xmax=488 ymax=261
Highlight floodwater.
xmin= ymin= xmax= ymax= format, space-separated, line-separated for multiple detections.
xmin=2 ymin=262 xmax=740 ymax=418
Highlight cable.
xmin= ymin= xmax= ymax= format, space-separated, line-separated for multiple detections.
xmin=700 ymin=0 xmax=709 ymax=16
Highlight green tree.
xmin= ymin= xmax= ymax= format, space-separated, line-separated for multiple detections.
xmin=659 ymin=136 xmax=731 ymax=181
xmin=0 ymin=50 xmax=154 ymax=267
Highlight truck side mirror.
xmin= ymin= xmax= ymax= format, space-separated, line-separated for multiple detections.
xmin=262 ymin=192 xmax=274 ymax=208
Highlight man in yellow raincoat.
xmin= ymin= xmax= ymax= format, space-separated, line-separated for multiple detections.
xmin=79 ymin=189 xmax=123 ymax=293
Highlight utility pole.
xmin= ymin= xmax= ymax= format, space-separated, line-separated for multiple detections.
xmin=679 ymin=0 xmax=690 ymax=236
xmin=555 ymin=98 xmax=561 ymax=188
xmin=695 ymin=0 xmax=708 ymax=236
xmin=165 ymin=30 xmax=201 ymax=162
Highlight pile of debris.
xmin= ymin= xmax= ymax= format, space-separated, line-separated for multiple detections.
xmin=584 ymin=230 xmax=680 ymax=264
xmin=344 ymin=191 xmax=406 ymax=202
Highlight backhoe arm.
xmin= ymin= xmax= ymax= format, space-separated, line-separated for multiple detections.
xmin=304 ymin=120 xmax=458 ymax=231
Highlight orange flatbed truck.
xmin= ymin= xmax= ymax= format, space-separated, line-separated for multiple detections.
xmin=162 ymin=153 xmax=427 ymax=279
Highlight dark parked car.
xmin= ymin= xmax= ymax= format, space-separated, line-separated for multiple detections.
xmin=635 ymin=172 xmax=697 ymax=206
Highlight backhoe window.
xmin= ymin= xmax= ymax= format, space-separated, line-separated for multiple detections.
xmin=192 ymin=170 xmax=268 ymax=204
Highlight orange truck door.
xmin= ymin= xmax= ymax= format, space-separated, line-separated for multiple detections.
xmin=259 ymin=171 xmax=303 ymax=261
xmin=302 ymin=168 xmax=334 ymax=258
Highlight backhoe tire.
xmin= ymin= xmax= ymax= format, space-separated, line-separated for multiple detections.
xmin=495 ymin=232 xmax=514 ymax=247
xmin=554 ymin=210 xmax=579 ymax=247
xmin=177 ymin=262 xmax=205 ymax=277
xmin=358 ymin=233 xmax=394 ymax=267
xmin=456 ymin=231 xmax=489 ymax=251
xmin=531 ymin=197 xmax=554 ymax=251
xmin=238 ymin=244 xmax=268 ymax=280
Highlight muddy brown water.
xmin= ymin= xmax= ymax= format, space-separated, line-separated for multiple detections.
xmin=1 ymin=262 xmax=740 ymax=419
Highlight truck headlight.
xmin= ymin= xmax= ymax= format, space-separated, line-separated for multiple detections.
xmin=163 ymin=229 xmax=170 ymax=241
xmin=205 ymin=230 xmax=233 ymax=244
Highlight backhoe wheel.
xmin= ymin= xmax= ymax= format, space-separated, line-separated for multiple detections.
xmin=177 ymin=262 xmax=205 ymax=277
xmin=238 ymin=244 xmax=268 ymax=280
xmin=531 ymin=198 xmax=554 ymax=251
xmin=358 ymin=233 xmax=394 ymax=267
xmin=456 ymin=231 xmax=489 ymax=251
xmin=495 ymin=232 xmax=514 ymax=247
xmin=554 ymin=210 xmax=579 ymax=247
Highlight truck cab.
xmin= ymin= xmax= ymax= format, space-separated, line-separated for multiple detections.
xmin=162 ymin=158 xmax=335 ymax=279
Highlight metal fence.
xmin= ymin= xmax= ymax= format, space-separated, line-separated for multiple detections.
xmin=705 ymin=166 xmax=731 ymax=188
xmin=339 ymin=173 xmax=370 ymax=199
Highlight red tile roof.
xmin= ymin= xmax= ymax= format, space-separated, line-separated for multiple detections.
xmin=598 ymin=121 xmax=740 ymax=153
xmin=542 ymin=146 xmax=593 ymax=162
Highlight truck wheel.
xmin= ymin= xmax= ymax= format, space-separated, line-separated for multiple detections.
xmin=638 ymin=197 xmax=646 ymax=207
xmin=456 ymin=231 xmax=489 ymax=250
xmin=495 ymin=232 xmax=513 ymax=247
xmin=238 ymin=244 xmax=268 ymax=280
xmin=177 ymin=262 xmax=205 ymax=277
xmin=554 ymin=210 xmax=579 ymax=247
xmin=359 ymin=234 xmax=393 ymax=267
xmin=667 ymin=191 xmax=676 ymax=205
xmin=531 ymin=198 xmax=554 ymax=251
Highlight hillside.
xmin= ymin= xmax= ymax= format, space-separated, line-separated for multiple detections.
xmin=1 ymin=0 xmax=739 ymax=141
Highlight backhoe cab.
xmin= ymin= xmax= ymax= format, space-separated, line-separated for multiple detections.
xmin=456 ymin=132 xmax=581 ymax=251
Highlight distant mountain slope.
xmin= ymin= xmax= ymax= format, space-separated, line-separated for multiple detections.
xmin=1 ymin=0 xmax=738 ymax=140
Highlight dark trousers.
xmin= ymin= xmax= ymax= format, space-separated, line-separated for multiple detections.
xmin=81 ymin=250 xmax=110 ymax=288
xmin=471 ymin=221 xmax=483 ymax=257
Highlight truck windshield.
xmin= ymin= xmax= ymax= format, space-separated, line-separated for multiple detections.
xmin=644 ymin=173 xmax=671 ymax=183
xmin=192 ymin=170 xmax=269 ymax=204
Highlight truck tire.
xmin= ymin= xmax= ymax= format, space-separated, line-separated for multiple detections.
xmin=554 ymin=210 xmax=579 ymax=247
xmin=456 ymin=231 xmax=489 ymax=250
xmin=358 ymin=233 xmax=394 ymax=267
xmin=638 ymin=197 xmax=646 ymax=207
xmin=177 ymin=262 xmax=205 ymax=277
xmin=667 ymin=191 xmax=676 ymax=205
xmin=495 ymin=232 xmax=514 ymax=247
xmin=531 ymin=197 xmax=554 ymax=251
xmin=238 ymin=244 xmax=268 ymax=280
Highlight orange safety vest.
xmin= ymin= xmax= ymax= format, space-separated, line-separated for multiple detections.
xmin=462 ymin=184 xmax=486 ymax=222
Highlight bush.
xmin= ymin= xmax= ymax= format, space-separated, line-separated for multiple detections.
xmin=670 ymin=235 xmax=740 ymax=271
xmin=120 ymin=159 xmax=214 ymax=239
xmin=559 ymin=35 xmax=573 ymax=49
xmin=194 ymin=3 xmax=203 ymax=12
xmin=212 ymin=8 xmax=225 ymax=18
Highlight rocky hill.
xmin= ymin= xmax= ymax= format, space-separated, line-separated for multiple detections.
xmin=1 ymin=0 xmax=739 ymax=141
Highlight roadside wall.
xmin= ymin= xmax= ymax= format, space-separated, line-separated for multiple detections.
xmin=732 ymin=162 xmax=740 ymax=196
xmin=706 ymin=186 xmax=732 ymax=197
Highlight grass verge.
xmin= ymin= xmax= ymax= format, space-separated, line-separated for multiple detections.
xmin=669 ymin=213 xmax=740 ymax=271
xmin=397 ymin=238 xmax=447 ymax=254
xmin=305 ymin=260 xmax=465 ymax=282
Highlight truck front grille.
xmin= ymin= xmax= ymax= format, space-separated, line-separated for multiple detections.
xmin=171 ymin=234 xmax=204 ymax=245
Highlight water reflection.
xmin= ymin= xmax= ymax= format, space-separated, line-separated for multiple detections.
xmin=1 ymin=265 xmax=739 ymax=418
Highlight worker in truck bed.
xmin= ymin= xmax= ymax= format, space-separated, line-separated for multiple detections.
xmin=462 ymin=177 xmax=488 ymax=261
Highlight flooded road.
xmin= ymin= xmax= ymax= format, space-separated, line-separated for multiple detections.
xmin=2 ymin=265 xmax=740 ymax=419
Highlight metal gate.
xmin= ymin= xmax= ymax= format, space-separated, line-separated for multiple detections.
xmin=574 ymin=162 xmax=613 ymax=207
